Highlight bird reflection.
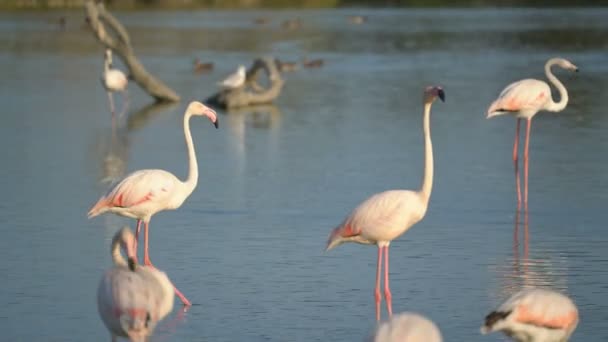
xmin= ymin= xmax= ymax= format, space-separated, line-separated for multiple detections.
xmin=95 ymin=101 xmax=179 ymax=187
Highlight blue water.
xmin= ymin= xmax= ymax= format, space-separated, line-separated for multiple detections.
xmin=1 ymin=7 xmax=608 ymax=341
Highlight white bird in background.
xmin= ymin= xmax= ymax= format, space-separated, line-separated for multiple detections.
xmin=326 ymin=86 xmax=445 ymax=321
xmin=373 ymin=312 xmax=443 ymax=342
xmin=219 ymin=65 xmax=246 ymax=89
xmin=486 ymin=57 xmax=578 ymax=211
xmin=102 ymin=48 xmax=129 ymax=120
xmin=97 ymin=227 xmax=174 ymax=342
xmin=481 ymin=288 xmax=579 ymax=342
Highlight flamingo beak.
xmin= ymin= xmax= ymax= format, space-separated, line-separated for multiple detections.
xmin=438 ymin=89 xmax=445 ymax=102
xmin=213 ymin=119 xmax=219 ymax=129
xmin=128 ymin=257 xmax=137 ymax=271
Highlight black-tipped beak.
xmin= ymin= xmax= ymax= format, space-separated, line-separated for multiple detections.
xmin=574 ymin=67 xmax=579 ymax=73
xmin=128 ymin=257 xmax=137 ymax=272
xmin=438 ymin=89 xmax=445 ymax=102
xmin=213 ymin=120 xmax=219 ymax=129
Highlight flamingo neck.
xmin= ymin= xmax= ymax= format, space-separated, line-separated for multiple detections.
xmin=183 ymin=111 xmax=198 ymax=195
xmin=419 ymin=102 xmax=433 ymax=202
xmin=111 ymin=240 xmax=127 ymax=268
xmin=544 ymin=59 xmax=569 ymax=112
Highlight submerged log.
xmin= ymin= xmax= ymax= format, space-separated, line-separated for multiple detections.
xmin=206 ymin=57 xmax=284 ymax=109
xmin=84 ymin=1 xmax=180 ymax=102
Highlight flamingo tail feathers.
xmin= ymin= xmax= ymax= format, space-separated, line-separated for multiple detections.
xmin=88 ymin=196 xmax=110 ymax=218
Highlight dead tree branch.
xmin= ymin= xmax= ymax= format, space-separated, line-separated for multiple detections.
xmin=84 ymin=1 xmax=180 ymax=102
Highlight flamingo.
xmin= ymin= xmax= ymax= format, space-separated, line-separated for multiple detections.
xmin=88 ymin=101 xmax=219 ymax=306
xmin=102 ymin=49 xmax=129 ymax=119
xmin=219 ymin=65 xmax=246 ymax=89
xmin=326 ymin=86 xmax=445 ymax=321
xmin=373 ymin=312 xmax=443 ymax=342
xmin=98 ymin=227 xmax=174 ymax=342
xmin=193 ymin=58 xmax=214 ymax=74
xmin=487 ymin=57 xmax=578 ymax=210
xmin=481 ymin=288 xmax=579 ymax=342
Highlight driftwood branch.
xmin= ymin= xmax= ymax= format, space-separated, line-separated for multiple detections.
xmin=84 ymin=1 xmax=179 ymax=102
xmin=206 ymin=56 xmax=284 ymax=109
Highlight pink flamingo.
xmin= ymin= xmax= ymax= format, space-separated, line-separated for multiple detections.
xmin=326 ymin=86 xmax=445 ymax=321
xmin=98 ymin=227 xmax=174 ymax=342
xmin=88 ymin=101 xmax=219 ymax=306
xmin=373 ymin=312 xmax=443 ymax=342
xmin=481 ymin=288 xmax=579 ymax=342
xmin=102 ymin=49 xmax=129 ymax=120
xmin=487 ymin=57 xmax=578 ymax=210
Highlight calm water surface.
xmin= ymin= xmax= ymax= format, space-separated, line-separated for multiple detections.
xmin=1 ymin=7 xmax=608 ymax=341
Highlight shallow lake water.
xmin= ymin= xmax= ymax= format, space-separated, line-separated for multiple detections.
xmin=1 ymin=7 xmax=608 ymax=341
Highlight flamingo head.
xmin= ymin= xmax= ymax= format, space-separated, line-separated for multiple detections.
xmin=113 ymin=226 xmax=137 ymax=266
xmin=424 ymin=86 xmax=445 ymax=104
xmin=187 ymin=101 xmax=219 ymax=129
xmin=554 ymin=58 xmax=578 ymax=72
xmin=119 ymin=311 xmax=154 ymax=342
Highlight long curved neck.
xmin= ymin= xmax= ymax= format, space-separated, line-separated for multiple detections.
xmin=183 ymin=111 xmax=199 ymax=194
xmin=544 ymin=59 xmax=569 ymax=112
xmin=111 ymin=240 xmax=127 ymax=267
xmin=419 ymin=102 xmax=433 ymax=202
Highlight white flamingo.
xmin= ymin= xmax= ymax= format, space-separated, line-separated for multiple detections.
xmin=97 ymin=227 xmax=174 ymax=342
xmin=88 ymin=101 xmax=219 ymax=306
xmin=487 ymin=57 xmax=578 ymax=210
xmin=481 ymin=288 xmax=579 ymax=342
xmin=219 ymin=65 xmax=246 ymax=89
xmin=102 ymin=49 xmax=129 ymax=119
xmin=326 ymin=86 xmax=445 ymax=321
xmin=373 ymin=312 xmax=443 ymax=342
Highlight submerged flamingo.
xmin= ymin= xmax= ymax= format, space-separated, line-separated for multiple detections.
xmin=487 ymin=57 xmax=578 ymax=210
xmin=326 ymin=86 xmax=445 ymax=321
xmin=97 ymin=227 xmax=174 ymax=342
xmin=88 ymin=101 xmax=219 ymax=306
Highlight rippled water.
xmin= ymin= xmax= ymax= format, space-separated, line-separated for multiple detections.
xmin=1 ymin=7 xmax=608 ymax=341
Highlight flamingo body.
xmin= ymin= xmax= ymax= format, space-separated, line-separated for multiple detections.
xmin=326 ymin=86 xmax=445 ymax=321
xmin=487 ymin=79 xmax=552 ymax=119
xmin=336 ymin=190 xmax=427 ymax=246
xmin=481 ymin=288 xmax=578 ymax=342
xmin=88 ymin=169 xmax=186 ymax=221
xmin=98 ymin=227 xmax=174 ymax=342
xmin=103 ymin=69 xmax=128 ymax=92
xmin=373 ymin=312 xmax=443 ymax=342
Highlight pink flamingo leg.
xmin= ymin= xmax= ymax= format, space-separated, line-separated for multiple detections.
xmin=523 ymin=119 xmax=532 ymax=211
xmin=374 ymin=246 xmax=383 ymax=321
xmin=107 ymin=91 xmax=116 ymax=120
xmin=142 ymin=222 xmax=192 ymax=306
xmin=133 ymin=219 xmax=142 ymax=259
xmin=383 ymin=246 xmax=393 ymax=318
xmin=513 ymin=118 xmax=522 ymax=210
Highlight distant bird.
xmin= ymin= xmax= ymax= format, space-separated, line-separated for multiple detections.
xmin=302 ymin=57 xmax=324 ymax=68
xmin=281 ymin=18 xmax=301 ymax=30
xmin=348 ymin=15 xmax=368 ymax=24
xmin=88 ymin=101 xmax=219 ymax=307
xmin=98 ymin=227 xmax=174 ymax=342
xmin=373 ymin=312 xmax=443 ymax=342
xmin=481 ymin=288 xmax=579 ymax=342
xmin=326 ymin=86 xmax=445 ymax=321
xmin=102 ymin=49 xmax=129 ymax=119
xmin=253 ymin=17 xmax=270 ymax=25
xmin=275 ymin=59 xmax=299 ymax=73
xmin=219 ymin=65 xmax=246 ymax=90
xmin=487 ymin=57 xmax=578 ymax=210
xmin=193 ymin=58 xmax=214 ymax=74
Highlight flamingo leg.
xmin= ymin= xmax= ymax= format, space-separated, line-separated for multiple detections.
xmin=142 ymin=221 xmax=192 ymax=306
xmin=107 ymin=91 xmax=116 ymax=119
xmin=133 ymin=219 xmax=142 ymax=260
xmin=118 ymin=89 xmax=130 ymax=118
xmin=375 ymin=246 xmax=383 ymax=321
xmin=523 ymin=119 xmax=532 ymax=211
xmin=383 ymin=246 xmax=393 ymax=318
xmin=513 ymin=118 xmax=522 ymax=210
